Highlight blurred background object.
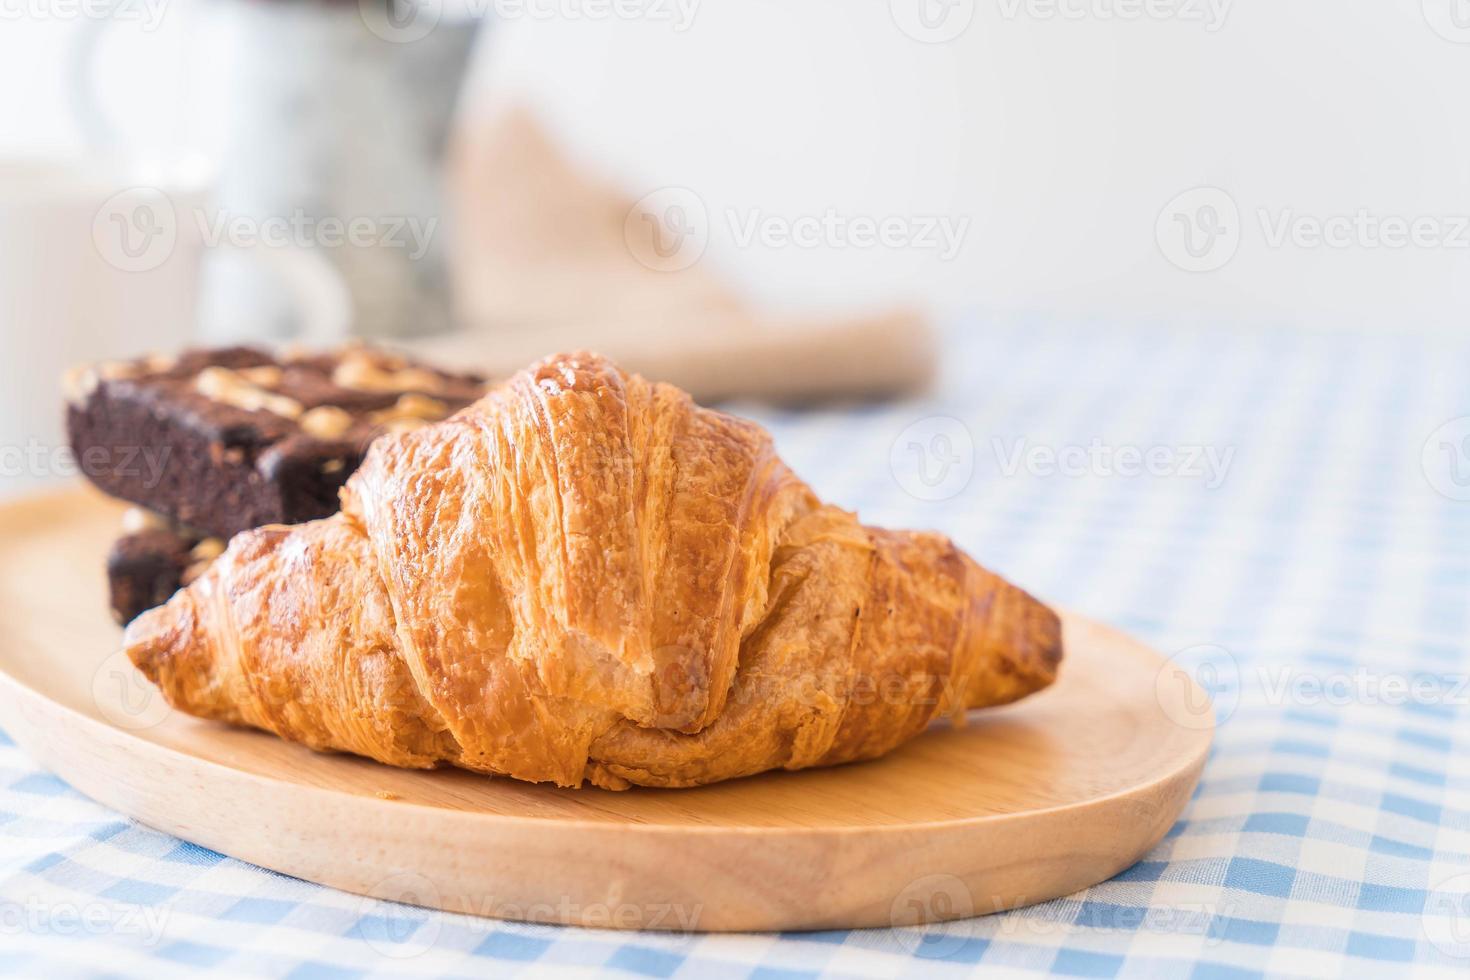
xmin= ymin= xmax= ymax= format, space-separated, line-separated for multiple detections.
xmin=6 ymin=2 xmax=1470 ymax=335
xmin=192 ymin=0 xmax=479 ymax=342
xmin=464 ymin=2 xmax=1470 ymax=332
xmin=62 ymin=0 xmax=480 ymax=343
xmin=423 ymin=105 xmax=935 ymax=402
xmin=3 ymin=0 xmax=1470 ymax=501
xmin=0 ymin=161 xmax=206 ymax=479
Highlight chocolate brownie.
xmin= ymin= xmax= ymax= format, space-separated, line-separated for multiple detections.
xmin=66 ymin=346 xmax=485 ymax=540
xmin=105 ymin=509 xmax=222 ymax=625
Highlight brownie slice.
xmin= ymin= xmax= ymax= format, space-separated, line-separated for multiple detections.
xmin=105 ymin=508 xmax=228 ymax=624
xmin=108 ymin=531 xmax=191 ymax=625
xmin=66 ymin=346 xmax=485 ymax=540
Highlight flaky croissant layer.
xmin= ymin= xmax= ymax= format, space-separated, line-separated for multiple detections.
xmin=125 ymin=352 xmax=1062 ymax=789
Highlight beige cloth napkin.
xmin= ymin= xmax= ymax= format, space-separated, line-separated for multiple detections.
xmin=409 ymin=106 xmax=936 ymax=403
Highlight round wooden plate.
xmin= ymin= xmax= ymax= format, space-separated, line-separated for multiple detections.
xmin=0 ymin=487 xmax=1211 ymax=932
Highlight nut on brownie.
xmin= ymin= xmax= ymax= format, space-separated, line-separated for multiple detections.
xmin=66 ymin=346 xmax=485 ymax=540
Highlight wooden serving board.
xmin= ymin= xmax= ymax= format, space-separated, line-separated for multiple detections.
xmin=0 ymin=487 xmax=1212 ymax=933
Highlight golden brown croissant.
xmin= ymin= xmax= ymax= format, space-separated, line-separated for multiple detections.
xmin=124 ymin=352 xmax=1062 ymax=789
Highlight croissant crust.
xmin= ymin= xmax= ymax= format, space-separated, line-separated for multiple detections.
xmin=125 ymin=352 xmax=1062 ymax=789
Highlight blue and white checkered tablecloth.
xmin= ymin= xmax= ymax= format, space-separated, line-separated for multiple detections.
xmin=2 ymin=318 xmax=1468 ymax=978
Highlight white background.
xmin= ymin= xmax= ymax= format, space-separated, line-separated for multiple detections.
xmin=3 ymin=0 xmax=1470 ymax=333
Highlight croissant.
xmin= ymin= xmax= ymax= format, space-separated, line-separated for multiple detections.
xmin=124 ymin=352 xmax=1062 ymax=789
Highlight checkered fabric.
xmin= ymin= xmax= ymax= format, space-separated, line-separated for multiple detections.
xmin=2 ymin=318 xmax=1467 ymax=978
